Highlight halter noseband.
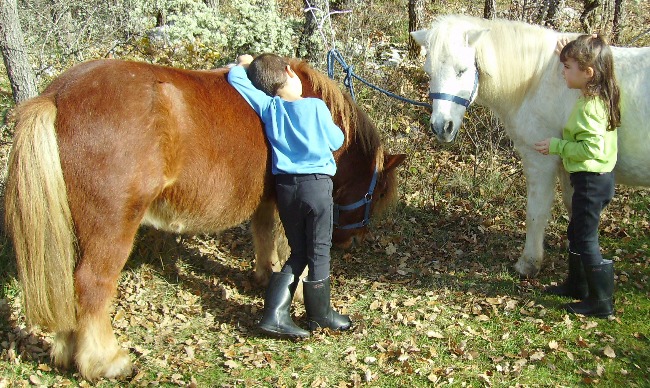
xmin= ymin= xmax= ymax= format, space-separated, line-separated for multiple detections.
xmin=428 ymin=69 xmax=479 ymax=108
xmin=333 ymin=167 xmax=378 ymax=230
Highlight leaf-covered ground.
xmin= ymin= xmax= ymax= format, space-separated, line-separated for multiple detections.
xmin=1 ymin=129 xmax=649 ymax=386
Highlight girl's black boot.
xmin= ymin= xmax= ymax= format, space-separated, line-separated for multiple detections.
xmin=544 ymin=250 xmax=588 ymax=299
xmin=566 ymin=259 xmax=614 ymax=318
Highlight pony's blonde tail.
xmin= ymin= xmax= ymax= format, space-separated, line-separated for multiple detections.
xmin=4 ymin=96 xmax=77 ymax=332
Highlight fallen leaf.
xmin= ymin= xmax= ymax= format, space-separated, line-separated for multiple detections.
xmin=603 ymin=345 xmax=616 ymax=358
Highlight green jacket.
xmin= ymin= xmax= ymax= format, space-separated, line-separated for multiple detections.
xmin=549 ymin=96 xmax=617 ymax=173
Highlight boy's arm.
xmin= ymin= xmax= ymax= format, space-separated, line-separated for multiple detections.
xmin=227 ymin=60 xmax=271 ymax=115
xmin=316 ymin=102 xmax=344 ymax=151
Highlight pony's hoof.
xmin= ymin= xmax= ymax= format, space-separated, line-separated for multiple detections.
xmin=101 ymin=348 xmax=133 ymax=380
xmin=514 ymin=259 xmax=540 ymax=278
xmin=253 ymin=269 xmax=272 ymax=287
xmin=77 ymin=347 xmax=133 ymax=381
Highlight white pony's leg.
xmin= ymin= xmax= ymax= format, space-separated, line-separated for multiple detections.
xmin=514 ymin=152 xmax=559 ymax=277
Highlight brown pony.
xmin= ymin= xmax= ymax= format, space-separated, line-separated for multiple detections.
xmin=3 ymin=58 xmax=405 ymax=380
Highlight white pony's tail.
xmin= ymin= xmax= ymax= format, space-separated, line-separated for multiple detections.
xmin=4 ymin=96 xmax=77 ymax=332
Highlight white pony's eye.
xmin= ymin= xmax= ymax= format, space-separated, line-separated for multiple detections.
xmin=456 ymin=69 xmax=467 ymax=78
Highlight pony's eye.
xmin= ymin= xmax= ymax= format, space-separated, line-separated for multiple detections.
xmin=457 ymin=69 xmax=466 ymax=78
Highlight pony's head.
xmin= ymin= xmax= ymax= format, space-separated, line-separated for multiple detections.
xmin=411 ymin=16 xmax=488 ymax=142
xmin=289 ymin=59 xmax=406 ymax=248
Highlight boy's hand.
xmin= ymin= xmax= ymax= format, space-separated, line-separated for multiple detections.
xmin=236 ymin=54 xmax=254 ymax=66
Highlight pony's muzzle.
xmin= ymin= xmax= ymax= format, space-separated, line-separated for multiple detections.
xmin=430 ymin=118 xmax=457 ymax=143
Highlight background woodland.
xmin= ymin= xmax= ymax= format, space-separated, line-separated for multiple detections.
xmin=1 ymin=0 xmax=649 ymax=386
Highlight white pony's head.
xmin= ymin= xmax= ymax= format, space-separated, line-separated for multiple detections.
xmin=411 ymin=17 xmax=488 ymax=142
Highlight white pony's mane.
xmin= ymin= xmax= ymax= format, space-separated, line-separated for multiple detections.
xmin=429 ymin=15 xmax=561 ymax=109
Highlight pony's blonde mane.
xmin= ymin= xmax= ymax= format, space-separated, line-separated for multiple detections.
xmin=430 ymin=15 xmax=558 ymax=109
xmin=290 ymin=60 xmax=383 ymax=168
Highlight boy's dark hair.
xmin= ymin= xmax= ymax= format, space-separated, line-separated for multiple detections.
xmin=247 ymin=53 xmax=290 ymax=97
xmin=560 ymin=34 xmax=621 ymax=131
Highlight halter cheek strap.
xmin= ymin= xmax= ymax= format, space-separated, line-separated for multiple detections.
xmin=428 ymin=69 xmax=479 ymax=108
xmin=333 ymin=167 xmax=378 ymax=230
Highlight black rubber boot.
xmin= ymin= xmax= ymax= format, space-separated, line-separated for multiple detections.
xmin=303 ymin=277 xmax=352 ymax=331
xmin=566 ymin=259 xmax=614 ymax=318
xmin=258 ymin=272 xmax=310 ymax=338
xmin=544 ymin=250 xmax=588 ymax=299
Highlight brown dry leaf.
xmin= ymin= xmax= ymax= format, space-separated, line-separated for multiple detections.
xmin=29 ymin=375 xmax=42 ymax=385
xmin=603 ymin=345 xmax=616 ymax=358
xmin=529 ymin=350 xmax=545 ymax=361
xmin=224 ymin=360 xmax=239 ymax=369
xmin=426 ymin=331 xmax=444 ymax=339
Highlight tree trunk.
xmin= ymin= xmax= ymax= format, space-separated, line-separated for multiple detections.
xmin=408 ymin=0 xmax=424 ymax=59
xmin=580 ymin=0 xmax=601 ymax=32
xmin=296 ymin=0 xmax=326 ymax=62
xmin=0 ymin=0 xmax=38 ymax=104
xmin=612 ymin=0 xmax=624 ymax=44
xmin=536 ymin=0 xmax=561 ymax=26
xmin=204 ymin=0 xmax=219 ymax=9
xmin=483 ymin=0 xmax=497 ymax=19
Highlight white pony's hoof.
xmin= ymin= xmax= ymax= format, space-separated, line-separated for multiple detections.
xmin=514 ymin=259 xmax=540 ymax=278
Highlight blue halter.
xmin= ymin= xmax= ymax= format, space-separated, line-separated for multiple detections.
xmin=333 ymin=167 xmax=378 ymax=230
xmin=428 ymin=69 xmax=479 ymax=108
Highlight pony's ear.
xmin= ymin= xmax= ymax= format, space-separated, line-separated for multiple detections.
xmin=410 ymin=29 xmax=430 ymax=48
xmin=466 ymin=29 xmax=489 ymax=47
xmin=384 ymin=153 xmax=407 ymax=172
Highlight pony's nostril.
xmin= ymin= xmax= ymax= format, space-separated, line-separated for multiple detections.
xmin=445 ymin=121 xmax=453 ymax=133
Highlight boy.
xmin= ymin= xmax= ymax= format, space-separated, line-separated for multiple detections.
xmin=228 ymin=54 xmax=352 ymax=337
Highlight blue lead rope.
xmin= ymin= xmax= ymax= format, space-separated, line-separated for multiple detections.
xmin=326 ymin=49 xmax=431 ymax=110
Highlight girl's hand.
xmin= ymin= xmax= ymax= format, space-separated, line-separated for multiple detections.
xmin=555 ymin=37 xmax=570 ymax=55
xmin=534 ymin=138 xmax=551 ymax=155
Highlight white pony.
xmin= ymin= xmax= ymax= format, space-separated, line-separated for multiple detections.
xmin=411 ymin=14 xmax=650 ymax=277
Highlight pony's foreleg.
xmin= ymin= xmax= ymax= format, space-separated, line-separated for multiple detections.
xmin=514 ymin=154 xmax=560 ymax=277
xmin=251 ymin=200 xmax=284 ymax=286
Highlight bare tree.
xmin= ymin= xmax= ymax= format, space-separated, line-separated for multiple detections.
xmin=0 ymin=0 xmax=38 ymax=104
xmin=408 ymin=0 xmax=424 ymax=59
xmin=204 ymin=0 xmax=219 ymax=9
xmin=483 ymin=0 xmax=496 ymax=19
xmin=536 ymin=0 xmax=561 ymax=26
xmin=612 ymin=0 xmax=625 ymax=43
xmin=297 ymin=0 xmax=326 ymax=62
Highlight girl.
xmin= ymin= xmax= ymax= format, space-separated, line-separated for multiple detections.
xmin=534 ymin=34 xmax=620 ymax=318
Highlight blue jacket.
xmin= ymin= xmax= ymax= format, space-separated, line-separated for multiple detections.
xmin=228 ymin=65 xmax=344 ymax=176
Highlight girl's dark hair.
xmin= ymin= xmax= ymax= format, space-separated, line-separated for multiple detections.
xmin=247 ymin=53 xmax=289 ymax=96
xmin=560 ymin=34 xmax=621 ymax=131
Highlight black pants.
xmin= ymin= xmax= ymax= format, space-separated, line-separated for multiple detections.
xmin=568 ymin=171 xmax=615 ymax=266
xmin=275 ymin=174 xmax=333 ymax=281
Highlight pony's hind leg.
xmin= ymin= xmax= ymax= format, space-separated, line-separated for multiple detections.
xmin=72 ymin=236 xmax=137 ymax=380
